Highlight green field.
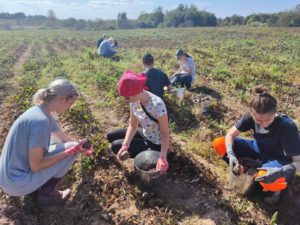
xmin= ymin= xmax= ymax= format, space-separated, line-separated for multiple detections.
xmin=0 ymin=27 xmax=299 ymax=225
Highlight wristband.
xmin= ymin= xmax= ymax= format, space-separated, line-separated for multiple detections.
xmin=122 ymin=143 xmax=129 ymax=148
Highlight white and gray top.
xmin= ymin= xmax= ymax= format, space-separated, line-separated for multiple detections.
xmin=130 ymin=92 xmax=167 ymax=145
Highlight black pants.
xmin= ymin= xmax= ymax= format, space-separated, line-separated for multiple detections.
xmin=107 ymin=128 xmax=161 ymax=158
xmin=170 ymin=73 xmax=192 ymax=89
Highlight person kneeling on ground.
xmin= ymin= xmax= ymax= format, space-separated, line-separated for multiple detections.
xmin=96 ymin=34 xmax=108 ymax=48
xmin=98 ymin=37 xmax=116 ymax=58
xmin=213 ymin=85 xmax=300 ymax=204
xmin=170 ymin=48 xmax=196 ymax=89
xmin=0 ymin=79 xmax=93 ymax=206
xmin=142 ymin=53 xmax=171 ymax=100
xmin=107 ymin=70 xmax=170 ymax=173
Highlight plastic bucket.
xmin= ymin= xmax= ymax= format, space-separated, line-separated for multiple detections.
xmin=171 ymin=88 xmax=185 ymax=100
xmin=134 ymin=150 xmax=164 ymax=189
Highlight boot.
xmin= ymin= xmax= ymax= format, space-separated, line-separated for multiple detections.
xmin=37 ymin=177 xmax=71 ymax=207
xmin=264 ymin=191 xmax=281 ymax=204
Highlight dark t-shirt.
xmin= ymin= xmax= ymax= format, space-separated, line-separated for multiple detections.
xmin=97 ymin=38 xmax=105 ymax=48
xmin=235 ymin=112 xmax=300 ymax=159
xmin=145 ymin=68 xmax=171 ymax=99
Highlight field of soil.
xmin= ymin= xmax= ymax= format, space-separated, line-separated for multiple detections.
xmin=0 ymin=27 xmax=299 ymax=225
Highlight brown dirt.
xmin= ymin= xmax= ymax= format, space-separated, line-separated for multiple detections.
xmin=0 ymin=44 xmax=33 ymax=145
xmin=0 ymin=36 xmax=299 ymax=225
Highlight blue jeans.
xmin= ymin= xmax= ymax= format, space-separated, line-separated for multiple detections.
xmin=170 ymin=73 xmax=192 ymax=89
xmin=231 ymin=137 xmax=292 ymax=168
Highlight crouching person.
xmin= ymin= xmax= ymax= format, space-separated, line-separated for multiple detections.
xmin=213 ymin=85 xmax=300 ymax=204
xmin=0 ymin=79 xmax=93 ymax=206
xmin=107 ymin=70 xmax=170 ymax=173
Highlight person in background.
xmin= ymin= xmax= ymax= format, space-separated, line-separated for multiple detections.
xmin=142 ymin=53 xmax=171 ymax=99
xmin=98 ymin=37 xmax=116 ymax=58
xmin=107 ymin=70 xmax=170 ymax=173
xmin=214 ymin=85 xmax=300 ymax=204
xmin=170 ymin=48 xmax=196 ymax=89
xmin=0 ymin=79 xmax=93 ymax=206
xmin=96 ymin=34 xmax=108 ymax=48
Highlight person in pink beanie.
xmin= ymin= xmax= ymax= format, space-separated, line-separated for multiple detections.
xmin=107 ymin=70 xmax=170 ymax=173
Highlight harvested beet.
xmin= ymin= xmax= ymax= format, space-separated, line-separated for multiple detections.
xmin=119 ymin=151 xmax=130 ymax=161
xmin=82 ymin=139 xmax=92 ymax=149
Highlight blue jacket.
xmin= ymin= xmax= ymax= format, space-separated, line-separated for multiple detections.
xmin=98 ymin=40 xmax=116 ymax=57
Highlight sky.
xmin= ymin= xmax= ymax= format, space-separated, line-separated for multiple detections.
xmin=0 ymin=0 xmax=299 ymax=20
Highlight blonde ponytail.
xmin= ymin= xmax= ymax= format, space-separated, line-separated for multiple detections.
xmin=32 ymin=79 xmax=80 ymax=106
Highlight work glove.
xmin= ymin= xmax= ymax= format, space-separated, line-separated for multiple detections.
xmin=156 ymin=157 xmax=169 ymax=174
xmin=65 ymin=140 xmax=93 ymax=156
xmin=255 ymin=164 xmax=296 ymax=184
xmin=227 ymin=144 xmax=240 ymax=175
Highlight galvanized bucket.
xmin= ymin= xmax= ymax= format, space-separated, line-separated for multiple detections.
xmin=134 ymin=150 xmax=165 ymax=189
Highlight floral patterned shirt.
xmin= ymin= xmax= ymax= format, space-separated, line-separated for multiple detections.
xmin=130 ymin=92 xmax=167 ymax=145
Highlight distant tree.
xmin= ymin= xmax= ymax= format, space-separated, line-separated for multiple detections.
xmin=230 ymin=15 xmax=244 ymax=25
xmin=290 ymin=17 xmax=300 ymax=26
xmin=136 ymin=12 xmax=153 ymax=28
xmin=222 ymin=17 xmax=231 ymax=26
xmin=47 ymin=9 xmax=56 ymax=20
xmin=116 ymin=12 xmax=132 ymax=29
xmin=152 ymin=7 xmax=164 ymax=27
xmin=13 ymin=12 xmax=26 ymax=20
xmin=61 ymin=18 xmax=77 ymax=28
xmin=75 ymin=19 xmax=86 ymax=30
xmin=136 ymin=7 xmax=164 ymax=28
xmin=267 ymin=14 xmax=279 ymax=26
xmin=46 ymin=9 xmax=57 ymax=27
xmin=164 ymin=4 xmax=216 ymax=27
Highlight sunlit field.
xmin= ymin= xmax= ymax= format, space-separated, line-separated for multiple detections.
xmin=0 ymin=27 xmax=299 ymax=225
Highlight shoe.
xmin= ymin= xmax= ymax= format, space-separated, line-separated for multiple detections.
xmin=37 ymin=188 xmax=71 ymax=207
xmin=264 ymin=191 xmax=281 ymax=204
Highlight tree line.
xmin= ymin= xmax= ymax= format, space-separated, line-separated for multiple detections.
xmin=0 ymin=4 xmax=299 ymax=30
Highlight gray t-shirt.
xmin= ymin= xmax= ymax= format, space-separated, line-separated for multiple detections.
xmin=180 ymin=57 xmax=196 ymax=81
xmin=0 ymin=106 xmax=60 ymax=188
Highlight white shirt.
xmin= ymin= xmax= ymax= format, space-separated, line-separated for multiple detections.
xmin=129 ymin=92 xmax=167 ymax=145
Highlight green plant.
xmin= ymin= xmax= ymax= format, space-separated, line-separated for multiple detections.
xmin=270 ymin=211 xmax=278 ymax=225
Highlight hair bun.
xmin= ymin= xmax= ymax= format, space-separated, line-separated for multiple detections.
xmin=253 ymin=85 xmax=268 ymax=95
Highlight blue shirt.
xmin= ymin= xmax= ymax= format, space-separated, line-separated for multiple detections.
xmin=0 ymin=106 xmax=59 ymax=189
xmin=98 ymin=40 xmax=116 ymax=57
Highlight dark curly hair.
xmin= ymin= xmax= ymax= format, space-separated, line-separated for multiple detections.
xmin=249 ymin=85 xmax=277 ymax=114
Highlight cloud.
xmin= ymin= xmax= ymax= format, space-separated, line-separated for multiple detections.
xmin=0 ymin=0 xmax=158 ymax=19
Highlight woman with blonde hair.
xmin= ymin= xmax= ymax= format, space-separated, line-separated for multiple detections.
xmin=98 ymin=37 xmax=117 ymax=58
xmin=0 ymin=79 xmax=93 ymax=206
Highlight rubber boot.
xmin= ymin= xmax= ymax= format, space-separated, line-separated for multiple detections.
xmin=37 ymin=177 xmax=71 ymax=207
xmin=264 ymin=191 xmax=281 ymax=204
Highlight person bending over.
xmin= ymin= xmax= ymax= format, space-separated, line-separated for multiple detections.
xmin=107 ymin=70 xmax=170 ymax=173
xmin=0 ymin=79 xmax=93 ymax=206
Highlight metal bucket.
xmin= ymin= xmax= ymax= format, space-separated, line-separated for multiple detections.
xmin=134 ymin=150 xmax=165 ymax=189
xmin=192 ymin=94 xmax=212 ymax=114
